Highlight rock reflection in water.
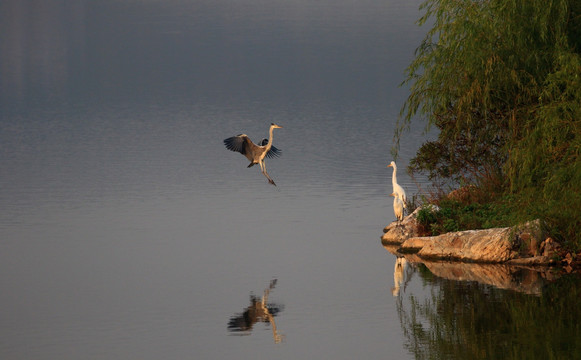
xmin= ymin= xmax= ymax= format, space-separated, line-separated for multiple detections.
xmin=383 ymin=244 xmax=558 ymax=295
xmin=384 ymin=244 xmax=581 ymax=359
xmin=227 ymin=279 xmax=284 ymax=343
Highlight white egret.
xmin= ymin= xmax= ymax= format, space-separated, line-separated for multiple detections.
xmin=224 ymin=123 xmax=283 ymax=186
xmin=390 ymin=192 xmax=404 ymax=224
xmin=387 ymin=161 xmax=407 ymax=208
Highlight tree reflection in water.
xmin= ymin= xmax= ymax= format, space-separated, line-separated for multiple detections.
xmin=227 ymin=279 xmax=284 ymax=343
xmin=394 ymin=262 xmax=581 ymax=359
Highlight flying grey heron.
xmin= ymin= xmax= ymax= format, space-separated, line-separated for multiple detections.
xmin=223 ymin=123 xmax=283 ymax=186
xmin=388 ymin=161 xmax=407 ymax=208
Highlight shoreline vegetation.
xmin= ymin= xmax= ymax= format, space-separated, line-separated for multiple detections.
xmin=393 ymin=0 xmax=581 ymax=259
xmin=382 ymin=195 xmax=581 ymax=272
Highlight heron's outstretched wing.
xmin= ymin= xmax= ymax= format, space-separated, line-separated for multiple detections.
xmin=224 ymin=134 xmax=250 ymax=155
xmin=259 ymin=138 xmax=282 ymax=158
xmin=266 ymin=145 xmax=282 ymax=158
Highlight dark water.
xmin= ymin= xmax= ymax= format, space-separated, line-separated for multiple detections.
xmin=1 ymin=1 xmax=580 ymax=359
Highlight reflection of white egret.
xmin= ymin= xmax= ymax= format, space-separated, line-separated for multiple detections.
xmin=392 ymin=257 xmax=408 ymax=296
xmin=390 ymin=192 xmax=404 ymax=225
xmin=224 ymin=123 xmax=283 ymax=186
xmin=387 ymin=161 xmax=407 ymax=208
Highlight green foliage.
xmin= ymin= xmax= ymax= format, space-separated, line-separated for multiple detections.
xmin=397 ymin=0 xmax=581 ymax=244
xmin=415 ymin=197 xmax=512 ymax=236
xmin=507 ymin=51 xmax=581 ymax=246
xmin=417 ymin=206 xmax=438 ymax=227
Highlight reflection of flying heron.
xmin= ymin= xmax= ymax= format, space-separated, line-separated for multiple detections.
xmin=390 ymin=192 xmax=404 ymax=225
xmin=227 ymin=279 xmax=284 ymax=343
xmin=392 ymin=257 xmax=408 ymax=296
xmin=224 ymin=123 xmax=283 ymax=186
xmin=387 ymin=161 xmax=407 ymax=208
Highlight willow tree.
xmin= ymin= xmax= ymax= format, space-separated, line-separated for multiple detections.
xmin=397 ymin=0 xmax=581 ymax=243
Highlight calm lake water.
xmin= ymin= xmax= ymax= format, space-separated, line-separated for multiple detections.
xmin=1 ymin=1 xmax=580 ymax=359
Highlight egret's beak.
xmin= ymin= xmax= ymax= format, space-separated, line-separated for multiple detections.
xmin=387 ymin=164 xmax=393 ymax=168
xmin=389 ymin=193 xmax=396 ymax=197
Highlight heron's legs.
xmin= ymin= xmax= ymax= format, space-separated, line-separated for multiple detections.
xmin=259 ymin=160 xmax=276 ymax=186
xmin=262 ymin=279 xmax=282 ymax=343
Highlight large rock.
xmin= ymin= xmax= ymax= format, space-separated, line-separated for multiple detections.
xmin=403 ymin=227 xmax=518 ymax=262
xmin=381 ymin=206 xmax=551 ymax=264
xmin=381 ymin=206 xmax=429 ymax=244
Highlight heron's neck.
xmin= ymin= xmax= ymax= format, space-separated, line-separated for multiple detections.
xmin=265 ymin=126 xmax=275 ymax=149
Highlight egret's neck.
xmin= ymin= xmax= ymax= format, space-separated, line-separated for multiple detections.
xmin=392 ymin=165 xmax=398 ymax=186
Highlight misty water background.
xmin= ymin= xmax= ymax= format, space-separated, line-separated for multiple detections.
xmin=2 ymin=1 xmax=580 ymax=359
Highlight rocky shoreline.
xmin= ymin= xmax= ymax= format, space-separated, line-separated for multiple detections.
xmin=382 ymin=208 xmax=580 ymax=272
